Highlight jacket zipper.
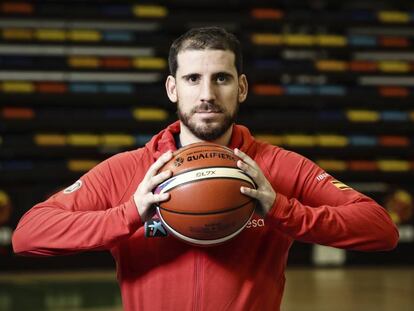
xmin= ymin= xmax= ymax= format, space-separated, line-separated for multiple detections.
xmin=193 ymin=251 xmax=202 ymax=311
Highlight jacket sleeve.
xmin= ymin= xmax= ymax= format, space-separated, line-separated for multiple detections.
xmin=260 ymin=147 xmax=399 ymax=251
xmin=12 ymin=152 xmax=143 ymax=256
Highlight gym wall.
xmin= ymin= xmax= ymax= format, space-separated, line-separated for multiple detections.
xmin=1 ymin=0 xmax=413 ymax=270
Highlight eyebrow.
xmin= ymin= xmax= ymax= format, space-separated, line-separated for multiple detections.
xmin=213 ymin=72 xmax=234 ymax=79
xmin=181 ymin=73 xmax=200 ymax=80
xmin=180 ymin=71 xmax=235 ymax=79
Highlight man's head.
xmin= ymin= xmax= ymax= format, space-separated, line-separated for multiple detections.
xmin=165 ymin=27 xmax=248 ymax=143
xmin=168 ymin=26 xmax=243 ymax=77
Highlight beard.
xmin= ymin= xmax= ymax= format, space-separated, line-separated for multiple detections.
xmin=177 ymin=100 xmax=239 ymax=141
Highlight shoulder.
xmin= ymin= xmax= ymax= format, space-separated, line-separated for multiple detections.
xmin=254 ymin=141 xmax=306 ymax=165
xmin=79 ymin=147 xmax=152 ymax=205
xmin=102 ymin=147 xmax=151 ymax=174
xmin=253 ymin=141 xmax=315 ymax=182
xmin=84 ymin=147 xmax=150 ymax=183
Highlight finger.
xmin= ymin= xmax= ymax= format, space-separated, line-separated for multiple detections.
xmin=147 ymin=192 xmax=170 ymax=205
xmin=234 ymin=148 xmax=257 ymax=168
xmin=240 ymin=186 xmax=260 ymax=199
xmin=237 ymin=159 xmax=259 ymax=180
xmin=145 ymin=150 xmax=173 ymax=180
xmin=148 ymin=170 xmax=172 ymax=191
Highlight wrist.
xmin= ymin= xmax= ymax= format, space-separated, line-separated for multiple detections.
xmin=125 ymin=196 xmax=144 ymax=229
xmin=133 ymin=194 xmax=154 ymax=223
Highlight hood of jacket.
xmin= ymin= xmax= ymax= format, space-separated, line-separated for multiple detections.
xmin=146 ymin=121 xmax=258 ymax=159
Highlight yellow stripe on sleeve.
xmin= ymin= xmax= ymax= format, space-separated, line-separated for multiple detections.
xmin=331 ymin=179 xmax=352 ymax=190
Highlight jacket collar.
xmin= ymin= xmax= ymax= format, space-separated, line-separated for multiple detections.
xmin=146 ymin=121 xmax=257 ymax=159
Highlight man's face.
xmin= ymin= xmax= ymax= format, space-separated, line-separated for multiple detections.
xmin=166 ymin=49 xmax=247 ymax=141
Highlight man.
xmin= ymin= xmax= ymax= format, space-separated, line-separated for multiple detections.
xmin=13 ymin=27 xmax=398 ymax=311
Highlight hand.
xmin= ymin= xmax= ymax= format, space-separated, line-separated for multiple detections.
xmin=234 ymin=148 xmax=276 ymax=214
xmin=134 ymin=150 xmax=173 ymax=222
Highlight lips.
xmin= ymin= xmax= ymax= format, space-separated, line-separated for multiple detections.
xmin=194 ymin=102 xmax=222 ymax=114
xmin=195 ymin=110 xmax=221 ymax=113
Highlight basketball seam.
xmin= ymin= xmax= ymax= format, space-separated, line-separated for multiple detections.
xmin=157 ymin=207 xmax=255 ymax=243
xmin=163 ymin=165 xmax=241 ymax=179
xmin=155 ymin=167 xmax=256 ymax=194
xmin=157 ymin=175 xmax=255 ymax=194
xmin=158 ymin=198 xmax=256 ymax=215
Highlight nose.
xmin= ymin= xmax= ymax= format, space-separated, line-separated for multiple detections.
xmin=199 ymin=79 xmax=216 ymax=102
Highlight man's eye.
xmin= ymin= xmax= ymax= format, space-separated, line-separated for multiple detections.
xmin=188 ymin=76 xmax=199 ymax=83
xmin=216 ymin=75 xmax=227 ymax=83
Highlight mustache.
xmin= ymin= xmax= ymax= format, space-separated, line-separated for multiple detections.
xmin=192 ymin=102 xmax=223 ymax=113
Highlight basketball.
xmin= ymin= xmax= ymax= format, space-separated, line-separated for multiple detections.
xmin=153 ymin=142 xmax=257 ymax=246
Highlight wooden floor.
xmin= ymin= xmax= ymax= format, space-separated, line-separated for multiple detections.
xmin=282 ymin=267 xmax=414 ymax=311
xmin=0 ymin=267 xmax=413 ymax=310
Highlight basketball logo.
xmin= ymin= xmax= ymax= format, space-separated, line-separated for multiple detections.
xmin=174 ymin=157 xmax=184 ymax=167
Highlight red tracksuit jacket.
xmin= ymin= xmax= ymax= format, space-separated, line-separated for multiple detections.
xmin=13 ymin=121 xmax=398 ymax=311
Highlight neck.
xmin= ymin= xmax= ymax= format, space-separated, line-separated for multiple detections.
xmin=179 ymin=123 xmax=234 ymax=147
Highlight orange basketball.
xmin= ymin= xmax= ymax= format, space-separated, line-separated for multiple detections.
xmin=154 ymin=142 xmax=257 ymax=246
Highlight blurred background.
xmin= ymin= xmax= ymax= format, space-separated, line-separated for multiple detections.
xmin=0 ymin=0 xmax=413 ymax=310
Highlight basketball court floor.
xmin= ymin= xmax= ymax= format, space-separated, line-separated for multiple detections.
xmin=0 ymin=267 xmax=413 ymax=311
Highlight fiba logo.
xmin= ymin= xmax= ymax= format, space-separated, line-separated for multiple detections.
xmin=174 ymin=157 xmax=184 ymax=167
xmin=63 ymin=180 xmax=82 ymax=194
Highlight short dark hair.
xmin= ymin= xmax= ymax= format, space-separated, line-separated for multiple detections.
xmin=168 ymin=26 xmax=243 ymax=77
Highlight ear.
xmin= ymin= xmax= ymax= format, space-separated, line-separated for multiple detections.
xmin=165 ymin=75 xmax=178 ymax=103
xmin=238 ymin=74 xmax=248 ymax=103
